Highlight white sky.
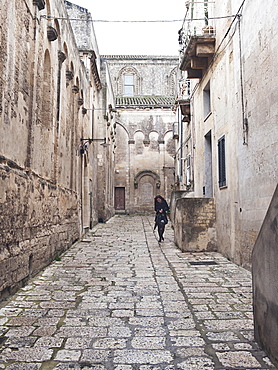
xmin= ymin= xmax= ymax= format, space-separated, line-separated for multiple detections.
xmin=68 ymin=0 xmax=186 ymax=56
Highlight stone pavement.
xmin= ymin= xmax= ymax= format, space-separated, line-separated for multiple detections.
xmin=0 ymin=215 xmax=276 ymax=370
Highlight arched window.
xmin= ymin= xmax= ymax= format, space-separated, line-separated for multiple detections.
xmin=118 ymin=66 xmax=140 ymax=96
xmin=42 ymin=50 xmax=52 ymax=129
xmin=124 ymin=74 xmax=134 ymax=96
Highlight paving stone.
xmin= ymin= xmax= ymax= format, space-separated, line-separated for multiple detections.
xmin=0 ymin=347 xmax=53 ymax=362
xmin=107 ymin=326 xmax=132 ymax=337
xmin=175 ymin=347 xmax=207 ymax=358
xmin=5 ymin=363 xmax=40 ymax=370
xmin=64 ymin=337 xmax=92 ymax=349
xmin=80 ymin=349 xmax=111 ymax=363
xmin=114 ymin=349 xmax=173 ymax=364
xmin=4 ymin=336 xmax=38 ymax=348
xmin=203 ymin=318 xmax=254 ymax=331
xmin=177 ymin=356 xmax=214 ymax=369
xmin=5 ymin=326 xmax=35 ymax=337
xmin=0 ymin=215 xmax=275 ymax=369
xmin=32 ymin=325 xmax=57 ymax=336
xmin=34 ymin=336 xmax=64 ymax=347
xmin=6 ymin=317 xmax=37 ymax=326
xmin=131 ymin=336 xmax=166 ymax=349
xmin=55 ymin=326 xmax=107 ymax=338
xmin=206 ymin=331 xmax=241 ymax=342
xmin=170 ymin=336 xmax=206 ymax=347
xmin=216 ymin=350 xmax=262 ymax=367
xmin=54 ymin=349 xmax=82 ymax=361
xmin=92 ymin=337 xmax=127 ymax=349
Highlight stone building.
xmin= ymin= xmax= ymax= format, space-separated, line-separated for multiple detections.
xmin=102 ymin=55 xmax=178 ymax=213
xmin=0 ymin=0 xmax=115 ymax=298
xmin=173 ymin=0 xmax=278 ymax=267
xmin=173 ymin=0 xmax=278 ymax=364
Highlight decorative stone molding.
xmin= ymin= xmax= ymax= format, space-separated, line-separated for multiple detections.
xmin=33 ymin=0 xmax=45 ymax=10
xmin=77 ymin=97 xmax=84 ymax=106
xmin=58 ymin=51 xmax=66 ymax=64
xmin=72 ymin=85 xmax=79 ymax=94
xmin=66 ymin=70 xmax=74 ymax=80
xmin=47 ymin=26 xmax=58 ymax=42
xmin=134 ymin=170 xmax=160 ymax=190
xmin=143 ymin=140 xmax=150 ymax=147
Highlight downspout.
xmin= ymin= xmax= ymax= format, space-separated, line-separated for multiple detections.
xmin=237 ymin=14 xmax=248 ymax=145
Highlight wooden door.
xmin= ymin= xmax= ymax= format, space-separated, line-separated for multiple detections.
xmin=115 ymin=187 xmax=125 ymax=210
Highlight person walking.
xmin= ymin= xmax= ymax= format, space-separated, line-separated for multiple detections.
xmin=154 ymin=195 xmax=169 ymax=242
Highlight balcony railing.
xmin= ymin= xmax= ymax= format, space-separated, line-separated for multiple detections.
xmin=178 ymin=1 xmax=216 ymax=78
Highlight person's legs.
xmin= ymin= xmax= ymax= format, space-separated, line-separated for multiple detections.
xmin=158 ymin=225 xmax=165 ymax=242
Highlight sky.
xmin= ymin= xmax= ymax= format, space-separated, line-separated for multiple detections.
xmin=68 ymin=0 xmax=186 ymax=56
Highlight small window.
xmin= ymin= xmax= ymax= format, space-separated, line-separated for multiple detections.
xmin=186 ymin=155 xmax=191 ymax=186
xmin=124 ymin=74 xmax=134 ymax=96
xmin=203 ymin=81 xmax=211 ymax=119
xmin=218 ymin=135 xmax=226 ymax=188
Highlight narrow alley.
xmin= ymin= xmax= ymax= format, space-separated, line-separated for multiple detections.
xmin=0 ymin=215 xmax=276 ymax=369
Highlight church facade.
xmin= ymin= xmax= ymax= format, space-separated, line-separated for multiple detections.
xmin=102 ymin=55 xmax=178 ymax=213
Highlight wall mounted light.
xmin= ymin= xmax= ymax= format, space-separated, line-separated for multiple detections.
xmin=79 ymin=138 xmax=109 ymax=155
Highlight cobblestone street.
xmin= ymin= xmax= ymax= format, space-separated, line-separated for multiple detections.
xmin=0 ymin=215 xmax=276 ymax=369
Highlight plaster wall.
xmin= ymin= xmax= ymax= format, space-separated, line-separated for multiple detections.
xmin=186 ymin=0 xmax=278 ymax=268
xmin=252 ymin=185 xmax=278 ymax=367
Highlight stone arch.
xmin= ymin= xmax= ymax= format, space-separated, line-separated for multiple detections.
xmin=134 ymin=170 xmax=161 ymax=211
xmin=117 ymin=66 xmax=141 ymax=96
xmin=134 ymin=170 xmax=160 ymax=189
xmin=42 ymin=49 xmax=53 ymax=129
xmin=164 ymin=130 xmax=176 ymax=156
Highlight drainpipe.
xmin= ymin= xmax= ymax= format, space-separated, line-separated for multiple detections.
xmin=237 ymin=14 xmax=248 ymax=145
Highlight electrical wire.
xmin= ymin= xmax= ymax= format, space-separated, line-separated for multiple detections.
xmin=41 ymin=15 xmax=236 ymax=23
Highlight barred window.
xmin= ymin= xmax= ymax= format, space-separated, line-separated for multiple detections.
xmin=218 ymin=135 xmax=226 ymax=188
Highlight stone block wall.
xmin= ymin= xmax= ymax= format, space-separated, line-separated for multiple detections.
xmin=172 ymin=196 xmax=217 ymax=252
xmin=0 ymin=0 xmax=114 ymax=299
xmin=0 ymin=159 xmax=79 ymax=298
xmin=252 ymin=184 xmax=278 ymax=367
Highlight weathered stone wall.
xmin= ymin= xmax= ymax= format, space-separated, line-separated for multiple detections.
xmin=102 ymin=55 xmax=178 ymax=97
xmin=0 ymin=160 xmax=79 ymax=297
xmin=0 ymin=0 xmax=112 ymax=298
xmin=252 ymin=185 xmax=278 ymax=367
xmin=116 ymin=109 xmax=176 ymax=213
xmin=103 ymin=56 xmax=178 ymax=213
xmin=171 ymin=195 xmax=217 ymax=252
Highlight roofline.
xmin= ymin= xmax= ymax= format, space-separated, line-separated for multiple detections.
xmin=101 ymin=55 xmax=179 ymax=60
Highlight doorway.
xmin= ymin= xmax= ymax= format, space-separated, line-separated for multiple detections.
xmin=115 ymin=187 xmax=125 ymax=210
xmin=204 ymin=130 xmax=213 ymax=198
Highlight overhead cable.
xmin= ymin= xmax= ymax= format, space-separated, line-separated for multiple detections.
xmin=41 ymin=15 xmax=236 ymax=23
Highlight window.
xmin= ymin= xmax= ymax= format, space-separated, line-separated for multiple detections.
xmin=186 ymin=155 xmax=192 ymax=186
xmin=203 ymin=81 xmax=211 ymax=119
xmin=218 ymin=135 xmax=226 ymax=188
xmin=124 ymin=74 xmax=134 ymax=96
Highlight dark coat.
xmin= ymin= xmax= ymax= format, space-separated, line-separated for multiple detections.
xmin=154 ymin=196 xmax=169 ymax=229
